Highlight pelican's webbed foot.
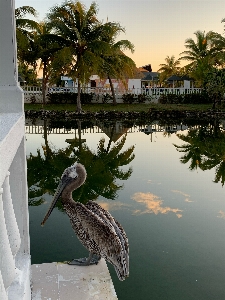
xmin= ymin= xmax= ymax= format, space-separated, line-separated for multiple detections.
xmin=68 ymin=253 xmax=101 ymax=266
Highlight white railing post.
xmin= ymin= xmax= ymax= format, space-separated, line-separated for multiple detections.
xmin=0 ymin=0 xmax=31 ymax=299
xmin=2 ymin=172 xmax=21 ymax=256
xmin=0 ymin=188 xmax=16 ymax=291
xmin=0 ymin=270 xmax=7 ymax=300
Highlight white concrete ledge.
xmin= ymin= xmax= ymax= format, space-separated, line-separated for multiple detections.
xmin=31 ymin=260 xmax=118 ymax=300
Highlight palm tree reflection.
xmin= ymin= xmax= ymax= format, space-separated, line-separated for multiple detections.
xmin=27 ymin=120 xmax=135 ymax=207
xmin=174 ymin=121 xmax=225 ymax=186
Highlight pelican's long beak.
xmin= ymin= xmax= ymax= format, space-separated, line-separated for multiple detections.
xmin=41 ymin=178 xmax=67 ymax=226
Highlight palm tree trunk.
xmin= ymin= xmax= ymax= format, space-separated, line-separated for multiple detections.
xmin=77 ymin=120 xmax=82 ymax=153
xmin=43 ymin=119 xmax=51 ymax=159
xmin=77 ymin=80 xmax=82 ymax=113
xmin=42 ymin=61 xmax=47 ymax=107
xmin=106 ymin=123 xmax=115 ymax=153
xmin=108 ymin=75 xmax=117 ymax=105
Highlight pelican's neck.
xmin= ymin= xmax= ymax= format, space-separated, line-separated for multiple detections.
xmin=61 ymin=163 xmax=86 ymax=204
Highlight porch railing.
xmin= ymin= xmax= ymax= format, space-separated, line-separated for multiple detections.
xmin=0 ymin=115 xmax=30 ymax=300
xmin=0 ymin=0 xmax=31 ymax=299
xmin=22 ymin=85 xmax=202 ymax=96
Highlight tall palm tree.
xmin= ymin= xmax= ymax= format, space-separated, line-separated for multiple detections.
xmin=179 ymin=30 xmax=217 ymax=85
xmin=97 ymin=22 xmax=136 ymax=105
xmin=15 ymin=6 xmax=39 ymax=76
xmin=34 ymin=21 xmax=66 ymax=105
xmin=179 ymin=30 xmax=216 ymax=66
xmin=209 ymin=31 xmax=225 ymax=67
xmin=48 ymin=1 xmax=112 ymax=112
xmin=15 ymin=6 xmax=38 ymax=46
xmin=157 ymin=55 xmax=180 ymax=83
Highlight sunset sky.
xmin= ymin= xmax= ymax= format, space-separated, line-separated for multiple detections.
xmin=15 ymin=0 xmax=225 ymax=71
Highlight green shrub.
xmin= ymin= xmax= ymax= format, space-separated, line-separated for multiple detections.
xmin=47 ymin=92 xmax=94 ymax=104
xmin=80 ymin=92 xmax=94 ymax=104
xmin=102 ymin=93 xmax=113 ymax=103
xmin=182 ymin=92 xmax=210 ymax=104
xmin=122 ymin=93 xmax=136 ymax=104
xmin=158 ymin=92 xmax=211 ymax=104
xmin=137 ymin=93 xmax=148 ymax=103
xmin=158 ymin=93 xmax=182 ymax=104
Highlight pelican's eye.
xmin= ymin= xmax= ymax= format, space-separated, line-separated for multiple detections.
xmin=69 ymin=168 xmax=78 ymax=179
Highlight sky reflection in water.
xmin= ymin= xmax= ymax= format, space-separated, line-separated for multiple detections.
xmin=26 ymin=120 xmax=225 ymax=300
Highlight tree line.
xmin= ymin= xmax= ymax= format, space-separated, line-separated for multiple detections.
xmin=16 ymin=1 xmax=136 ymax=111
xmin=16 ymin=1 xmax=225 ymax=110
xmin=158 ymin=29 xmax=225 ymax=84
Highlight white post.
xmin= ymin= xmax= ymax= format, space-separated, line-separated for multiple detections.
xmin=0 ymin=189 xmax=16 ymax=290
xmin=0 ymin=0 xmax=23 ymax=113
xmin=0 ymin=270 xmax=8 ymax=300
xmin=2 ymin=172 xmax=21 ymax=257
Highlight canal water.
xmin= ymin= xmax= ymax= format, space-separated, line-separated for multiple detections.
xmin=26 ymin=118 xmax=225 ymax=300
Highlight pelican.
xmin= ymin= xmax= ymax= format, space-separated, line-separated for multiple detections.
xmin=41 ymin=162 xmax=129 ymax=281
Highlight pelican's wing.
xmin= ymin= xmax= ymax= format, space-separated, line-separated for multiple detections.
xmin=86 ymin=201 xmax=129 ymax=249
xmin=74 ymin=202 xmax=123 ymax=257
xmin=85 ymin=201 xmax=129 ymax=280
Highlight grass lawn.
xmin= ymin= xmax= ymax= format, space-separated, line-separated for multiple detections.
xmin=24 ymin=103 xmax=218 ymax=112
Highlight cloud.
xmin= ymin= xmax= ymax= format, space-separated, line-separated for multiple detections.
xmin=97 ymin=201 xmax=129 ymax=212
xmin=171 ymin=190 xmax=194 ymax=203
xmin=185 ymin=198 xmax=194 ymax=203
xmin=171 ymin=190 xmax=190 ymax=197
xmin=131 ymin=192 xmax=183 ymax=218
xmin=217 ymin=210 xmax=225 ymax=219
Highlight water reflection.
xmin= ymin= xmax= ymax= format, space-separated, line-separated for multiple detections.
xmin=132 ymin=192 xmax=183 ymax=218
xmin=174 ymin=120 xmax=225 ymax=186
xmin=26 ymin=118 xmax=225 ymax=299
xmin=171 ymin=190 xmax=194 ymax=202
xmin=27 ymin=120 xmax=135 ymax=207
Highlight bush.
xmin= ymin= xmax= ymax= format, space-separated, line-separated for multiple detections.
xmin=158 ymin=93 xmax=182 ymax=104
xmin=137 ymin=93 xmax=148 ymax=103
xmin=182 ymin=92 xmax=211 ymax=104
xmin=122 ymin=93 xmax=136 ymax=104
xmin=30 ymin=95 xmax=37 ymax=104
xmin=158 ymin=92 xmax=211 ymax=104
xmin=47 ymin=92 xmax=94 ymax=104
xmin=102 ymin=93 xmax=113 ymax=103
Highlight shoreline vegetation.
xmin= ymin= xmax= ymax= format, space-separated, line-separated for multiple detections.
xmin=25 ymin=103 xmax=225 ymax=123
xmin=25 ymin=103 xmax=219 ymax=112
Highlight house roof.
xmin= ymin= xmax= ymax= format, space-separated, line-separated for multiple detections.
xmin=166 ymin=75 xmax=182 ymax=81
xmin=141 ymin=72 xmax=159 ymax=81
xmin=181 ymin=75 xmax=194 ymax=81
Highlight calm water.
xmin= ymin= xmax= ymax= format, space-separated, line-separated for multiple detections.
xmin=26 ymin=119 xmax=225 ymax=300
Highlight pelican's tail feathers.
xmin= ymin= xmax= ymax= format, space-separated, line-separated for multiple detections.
xmin=113 ymin=253 xmax=129 ymax=281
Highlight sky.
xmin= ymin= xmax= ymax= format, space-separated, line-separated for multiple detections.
xmin=15 ymin=0 xmax=225 ymax=71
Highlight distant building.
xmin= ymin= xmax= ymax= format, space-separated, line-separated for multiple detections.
xmin=60 ymin=75 xmax=142 ymax=91
xmin=141 ymin=72 xmax=159 ymax=87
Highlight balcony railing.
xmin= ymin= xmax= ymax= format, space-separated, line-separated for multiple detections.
xmin=0 ymin=1 xmax=31 ymax=299
xmin=0 ymin=113 xmax=30 ymax=300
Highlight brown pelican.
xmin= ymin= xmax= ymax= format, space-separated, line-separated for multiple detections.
xmin=41 ymin=162 xmax=129 ymax=281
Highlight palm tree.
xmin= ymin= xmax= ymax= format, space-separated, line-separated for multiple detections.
xmin=15 ymin=6 xmax=39 ymax=78
xmin=179 ymin=30 xmax=217 ymax=86
xmin=208 ymin=31 xmax=225 ymax=67
xmin=33 ymin=21 xmax=66 ymax=105
xmin=174 ymin=124 xmax=225 ymax=186
xmin=97 ymin=22 xmax=136 ymax=105
xmin=48 ymin=1 xmax=112 ymax=112
xmin=179 ymin=31 xmax=216 ymax=66
xmin=27 ymin=122 xmax=135 ymax=206
xmin=157 ymin=55 xmax=180 ymax=84
xmin=15 ymin=6 xmax=38 ymax=48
